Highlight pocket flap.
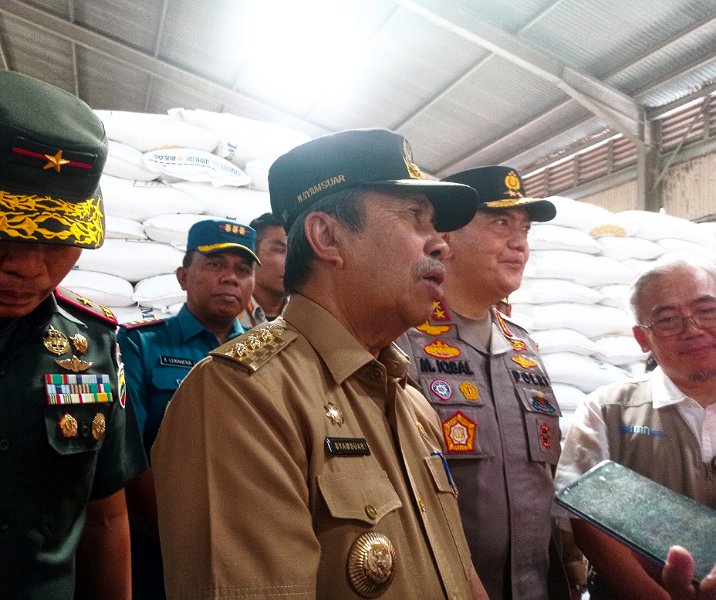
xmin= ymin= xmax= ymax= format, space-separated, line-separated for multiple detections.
xmin=317 ymin=470 xmax=402 ymax=524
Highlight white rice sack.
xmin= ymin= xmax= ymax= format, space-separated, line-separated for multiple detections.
xmin=143 ymin=148 xmax=251 ymax=187
xmin=100 ymin=175 xmax=205 ymax=221
xmin=112 ymin=304 xmax=176 ymax=324
xmin=171 ymin=181 xmax=272 ymax=223
xmin=134 ymin=274 xmax=186 ymax=309
xmin=621 ymin=258 xmax=656 ymax=277
xmin=551 ymin=383 xmax=588 ymax=413
xmin=169 ymin=108 xmax=310 ymax=167
xmin=61 ymin=269 xmax=135 ymax=307
xmin=94 ymin=110 xmax=220 ymax=153
xmin=597 ymin=236 xmax=664 ymax=261
xmin=542 ymin=352 xmax=630 ymax=393
xmin=592 ymin=335 xmax=647 ymax=365
xmin=621 ymin=361 xmax=647 ymax=377
xmin=528 ymin=224 xmax=602 ymax=254
xmin=104 ymin=140 xmax=158 ymax=181
xmin=244 ymin=157 xmax=272 ymax=192
xmin=511 ymin=278 xmax=602 ymax=305
xmin=510 ymin=303 xmax=633 ymax=338
xmin=105 ymin=215 xmax=147 ymax=240
xmin=611 ymin=210 xmax=716 ymax=247
xmin=544 ymin=196 xmax=618 ymax=234
xmin=524 ymin=251 xmax=635 ymax=286
xmin=75 ymin=239 xmax=184 ymax=283
xmin=658 ymin=238 xmax=716 ymax=261
xmin=595 ymin=284 xmax=630 ymax=309
xmin=531 ymin=328 xmax=599 ymax=356
xmin=698 ymin=222 xmax=716 ymax=238
xmin=143 ymin=214 xmax=211 ymax=247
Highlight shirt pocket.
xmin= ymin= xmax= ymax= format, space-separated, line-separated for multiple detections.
xmin=151 ymin=365 xmax=190 ymax=392
xmin=317 ymin=469 xmax=402 ymax=525
xmin=44 ymin=403 xmax=111 ymax=455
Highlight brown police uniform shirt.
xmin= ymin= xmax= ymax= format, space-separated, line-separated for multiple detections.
xmin=398 ymin=303 xmax=569 ymax=600
xmin=151 ymin=293 xmax=478 ymax=600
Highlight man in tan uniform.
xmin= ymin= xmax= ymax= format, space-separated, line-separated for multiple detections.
xmin=151 ymin=128 xmax=488 ymax=599
xmin=556 ymin=255 xmax=716 ymax=599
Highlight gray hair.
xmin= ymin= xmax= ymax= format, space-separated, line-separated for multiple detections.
xmin=628 ymin=253 xmax=716 ymax=322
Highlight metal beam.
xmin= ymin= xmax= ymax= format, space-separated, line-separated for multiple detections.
xmin=0 ymin=0 xmax=327 ymax=137
xmin=396 ymin=0 xmax=648 ymax=147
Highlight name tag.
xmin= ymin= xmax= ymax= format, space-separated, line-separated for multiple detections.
xmin=160 ymin=356 xmax=195 ymax=368
xmin=325 ymin=437 xmax=371 ymax=456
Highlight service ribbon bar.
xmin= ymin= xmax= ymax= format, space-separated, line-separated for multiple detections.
xmin=44 ymin=373 xmax=112 ymax=405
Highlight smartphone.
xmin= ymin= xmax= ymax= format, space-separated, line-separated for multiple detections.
xmin=555 ymin=460 xmax=716 ymax=583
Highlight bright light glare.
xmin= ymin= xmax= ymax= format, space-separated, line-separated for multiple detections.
xmin=237 ymin=0 xmax=367 ymax=105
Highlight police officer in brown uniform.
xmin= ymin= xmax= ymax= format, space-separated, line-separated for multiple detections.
xmin=399 ymin=166 xmax=583 ymax=600
xmin=0 ymin=71 xmax=147 ymax=599
xmin=151 ymin=129 xmax=489 ymax=599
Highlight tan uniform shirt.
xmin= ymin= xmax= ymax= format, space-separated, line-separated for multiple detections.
xmin=152 ymin=293 xmax=477 ymax=600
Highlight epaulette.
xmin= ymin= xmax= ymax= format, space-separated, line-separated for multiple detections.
xmin=55 ymin=287 xmax=117 ymax=325
xmin=120 ymin=317 xmax=166 ymax=330
xmin=211 ymin=318 xmax=297 ymax=373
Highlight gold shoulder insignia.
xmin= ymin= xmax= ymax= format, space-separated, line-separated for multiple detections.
xmin=55 ymin=287 xmax=117 ymax=325
xmin=212 ymin=318 xmax=297 ymax=373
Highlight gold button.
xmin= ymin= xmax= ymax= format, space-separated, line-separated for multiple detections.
xmin=365 ymin=504 xmax=378 ymax=520
xmin=418 ymin=498 xmax=426 ymax=512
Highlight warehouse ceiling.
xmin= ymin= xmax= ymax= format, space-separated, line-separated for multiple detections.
xmin=1 ymin=0 xmax=715 ymax=180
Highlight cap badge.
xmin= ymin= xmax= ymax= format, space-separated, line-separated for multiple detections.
xmin=402 ymin=138 xmax=424 ymax=180
xmin=43 ymin=150 xmax=70 ymax=173
xmin=347 ymin=532 xmax=396 ymax=598
xmin=325 ymin=402 xmax=344 ymax=427
xmin=504 ymin=170 xmax=523 ymax=198
xmin=44 ymin=326 xmax=70 ymax=355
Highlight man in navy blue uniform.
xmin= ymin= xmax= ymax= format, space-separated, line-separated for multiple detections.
xmin=119 ymin=218 xmax=259 ymax=599
xmin=0 ymin=70 xmax=147 ymax=599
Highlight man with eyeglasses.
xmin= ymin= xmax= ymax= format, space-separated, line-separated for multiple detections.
xmin=555 ymin=254 xmax=716 ymax=599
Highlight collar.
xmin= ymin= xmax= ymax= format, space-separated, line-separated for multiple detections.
xmin=282 ymin=293 xmax=409 ymax=385
xmin=651 ymin=366 xmax=692 ymax=409
xmin=176 ymin=304 xmax=243 ymax=342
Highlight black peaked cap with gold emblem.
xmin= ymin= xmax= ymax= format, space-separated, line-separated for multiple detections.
xmin=442 ymin=165 xmax=556 ymax=222
xmin=268 ymin=128 xmax=478 ymax=233
xmin=0 ymin=70 xmax=108 ymax=248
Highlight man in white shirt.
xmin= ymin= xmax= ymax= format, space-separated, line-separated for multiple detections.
xmin=555 ymin=254 xmax=716 ymax=599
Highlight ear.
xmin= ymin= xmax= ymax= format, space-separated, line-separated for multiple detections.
xmin=304 ymin=212 xmax=346 ymax=268
xmin=175 ymin=266 xmax=188 ymax=291
xmin=632 ymin=325 xmax=651 ymax=353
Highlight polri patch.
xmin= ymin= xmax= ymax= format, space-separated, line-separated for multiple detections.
xmin=325 ymin=437 xmax=371 ymax=456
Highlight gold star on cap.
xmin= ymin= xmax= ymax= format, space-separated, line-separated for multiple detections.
xmin=43 ymin=150 xmax=70 ymax=173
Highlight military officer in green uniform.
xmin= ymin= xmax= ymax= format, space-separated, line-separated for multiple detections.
xmin=0 ymin=70 xmax=147 ymax=599
xmin=118 ymin=219 xmax=258 ymax=600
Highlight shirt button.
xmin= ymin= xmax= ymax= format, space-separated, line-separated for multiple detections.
xmin=0 ymin=439 xmax=9 ymax=451
xmin=370 ymin=368 xmax=382 ymax=380
xmin=364 ymin=504 xmax=378 ymax=520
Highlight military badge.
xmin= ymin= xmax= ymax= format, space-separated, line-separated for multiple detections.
xmin=511 ymin=355 xmax=538 ymax=369
xmin=504 ymin=170 xmax=523 ymax=198
xmin=92 ymin=413 xmax=106 ymax=440
xmin=347 ymin=532 xmax=396 ymax=598
xmin=423 ymin=340 xmax=460 ymax=359
xmin=43 ymin=326 xmax=70 ymax=356
xmin=531 ymin=391 xmax=556 ymax=414
xmin=431 ymin=300 xmax=450 ymax=322
xmin=459 ymin=381 xmax=479 ymax=401
xmin=430 ymin=379 xmax=452 ymax=401
xmin=71 ymin=332 xmax=88 ymax=354
xmin=55 ymin=355 xmax=93 ymax=373
xmin=442 ymin=411 xmax=477 ymax=453
xmin=539 ymin=422 xmax=553 ymax=450
xmin=509 ymin=338 xmax=527 ymax=352
xmin=402 ymin=138 xmax=423 ymax=180
xmin=416 ymin=321 xmax=450 ymax=336
xmin=58 ymin=413 xmax=78 ymax=438
xmin=325 ymin=402 xmax=344 ymax=427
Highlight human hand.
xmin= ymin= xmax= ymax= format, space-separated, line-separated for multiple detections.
xmin=662 ymin=546 xmax=716 ymax=599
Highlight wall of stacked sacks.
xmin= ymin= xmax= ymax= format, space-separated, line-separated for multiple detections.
xmin=59 ymin=108 xmax=716 ymax=432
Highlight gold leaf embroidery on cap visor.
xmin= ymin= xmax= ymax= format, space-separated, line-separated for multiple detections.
xmin=0 ymin=190 xmax=104 ymax=247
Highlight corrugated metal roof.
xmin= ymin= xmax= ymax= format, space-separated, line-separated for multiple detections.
xmin=1 ymin=0 xmax=714 ymax=179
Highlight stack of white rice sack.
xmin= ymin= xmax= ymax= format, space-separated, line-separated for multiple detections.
xmin=61 ymin=109 xmax=310 ymax=323
xmin=509 ymin=196 xmax=716 ymax=435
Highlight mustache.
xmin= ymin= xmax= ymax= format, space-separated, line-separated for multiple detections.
xmin=412 ymin=256 xmax=445 ymax=280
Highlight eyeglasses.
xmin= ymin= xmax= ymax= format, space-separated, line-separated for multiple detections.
xmin=640 ymin=308 xmax=716 ymax=337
